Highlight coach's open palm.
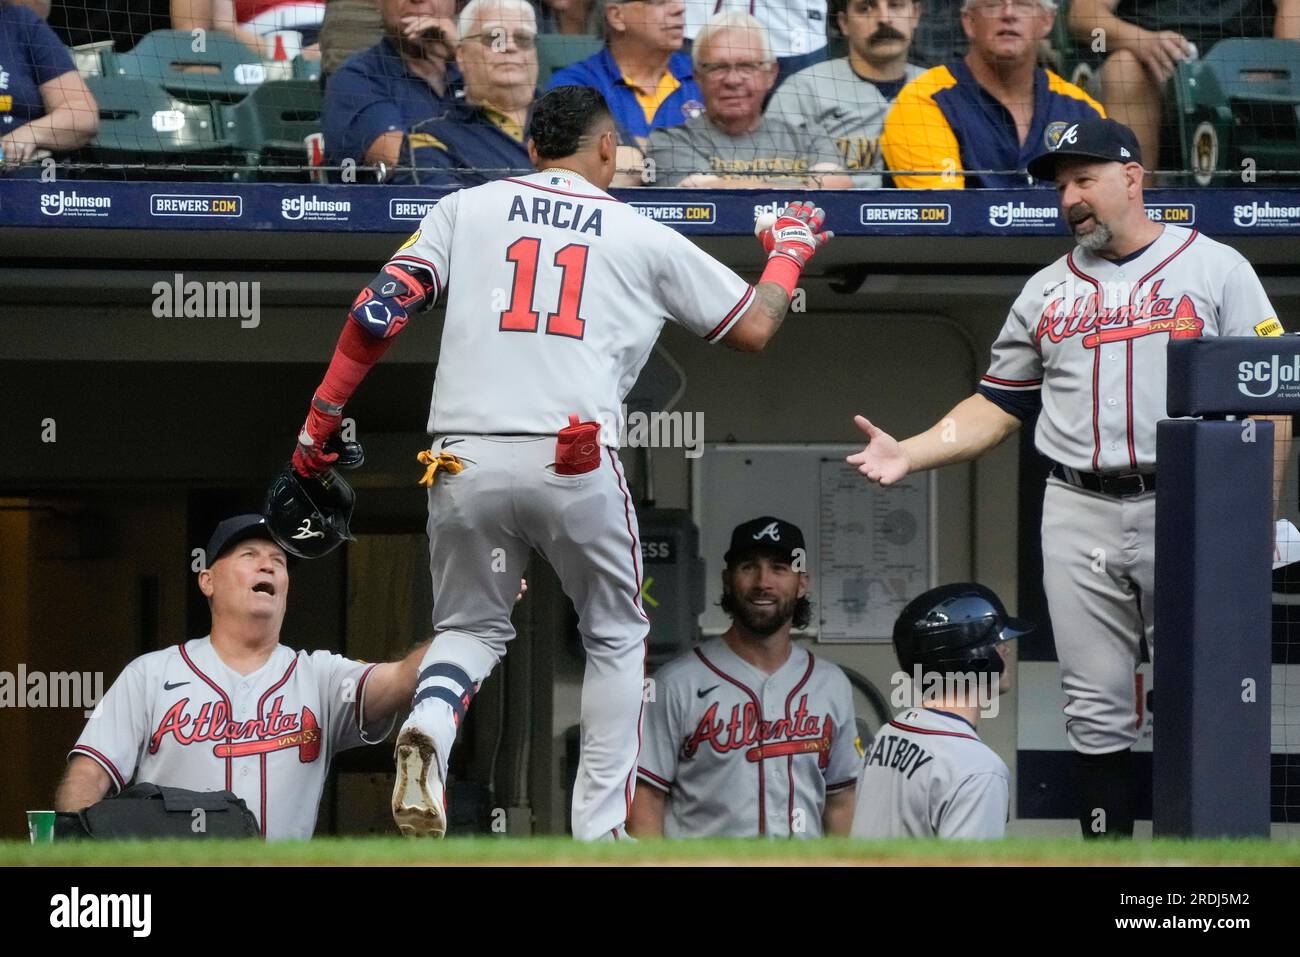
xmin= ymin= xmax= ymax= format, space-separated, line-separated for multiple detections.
xmin=846 ymin=415 xmax=910 ymax=486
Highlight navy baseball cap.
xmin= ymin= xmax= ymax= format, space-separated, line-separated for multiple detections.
xmin=1027 ymin=117 xmax=1143 ymax=181
xmin=204 ymin=513 xmax=278 ymax=565
xmin=724 ymin=516 xmax=806 ymax=565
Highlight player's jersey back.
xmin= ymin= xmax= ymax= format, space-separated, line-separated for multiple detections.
xmin=850 ymin=708 xmax=1009 ymax=840
xmin=393 ymin=170 xmax=753 ymax=440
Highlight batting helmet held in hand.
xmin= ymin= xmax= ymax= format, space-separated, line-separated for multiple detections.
xmin=893 ymin=583 xmax=1033 ymax=678
xmin=263 ymin=466 xmax=357 ymax=559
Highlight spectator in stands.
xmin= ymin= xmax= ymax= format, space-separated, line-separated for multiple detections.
xmin=171 ymin=1 xmax=327 ymax=59
xmin=403 ymin=0 xmax=537 ymax=184
xmin=769 ymin=0 xmax=924 ymax=187
xmin=547 ymin=0 xmax=701 ymax=147
xmin=0 ymin=0 xmax=98 ymax=174
xmin=322 ymin=0 xmax=460 ymax=178
xmin=47 ymin=0 xmax=171 ymax=53
xmin=538 ymin=0 xmax=596 ymax=34
xmin=645 ymin=11 xmax=851 ymax=187
xmin=684 ymin=0 xmax=830 ymax=83
xmin=1068 ymin=0 xmax=1300 ymax=173
xmin=882 ymin=0 xmax=1103 ymax=188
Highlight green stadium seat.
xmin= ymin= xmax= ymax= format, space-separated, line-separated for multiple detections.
xmin=217 ymin=80 xmax=324 ymax=181
xmin=1170 ymin=38 xmax=1300 ymax=185
xmin=101 ymin=29 xmax=269 ymax=104
xmin=536 ymin=34 xmax=603 ymax=86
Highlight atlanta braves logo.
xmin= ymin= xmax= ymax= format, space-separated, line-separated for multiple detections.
xmin=752 ymin=521 xmax=782 ymax=542
xmin=681 ymin=695 xmax=831 ymax=767
xmin=293 ymin=518 xmax=324 ymax=540
xmin=1036 ymin=279 xmax=1205 ymax=347
xmin=149 ymin=696 xmax=320 ymax=762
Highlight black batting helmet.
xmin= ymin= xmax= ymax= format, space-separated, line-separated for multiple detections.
xmin=263 ymin=466 xmax=357 ymax=559
xmin=893 ymin=583 xmax=1033 ymax=678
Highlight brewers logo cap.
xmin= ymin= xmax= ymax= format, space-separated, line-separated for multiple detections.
xmin=724 ymin=516 xmax=806 ymax=565
xmin=1028 ymin=117 xmax=1143 ymax=181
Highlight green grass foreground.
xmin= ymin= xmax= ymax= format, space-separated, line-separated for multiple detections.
xmin=3 ymin=836 xmax=1298 ymax=867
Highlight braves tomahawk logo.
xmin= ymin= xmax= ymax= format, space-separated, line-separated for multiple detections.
xmin=150 ymin=697 xmax=322 ymax=762
xmin=1036 ymin=279 xmax=1204 ymax=348
xmin=682 ymin=694 xmax=833 ymax=768
xmin=294 ymin=518 xmax=324 ymax=540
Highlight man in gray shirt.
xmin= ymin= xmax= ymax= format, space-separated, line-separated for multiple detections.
xmin=645 ymin=11 xmax=852 ymax=188
xmin=769 ymin=0 xmax=925 ymax=187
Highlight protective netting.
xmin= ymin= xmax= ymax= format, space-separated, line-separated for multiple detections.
xmin=3 ymin=0 xmax=1294 ymax=185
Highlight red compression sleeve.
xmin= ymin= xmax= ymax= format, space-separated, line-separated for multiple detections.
xmin=315 ymin=318 xmax=398 ymax=407
xmin=758 ymin=256 xmax=802 ymax=298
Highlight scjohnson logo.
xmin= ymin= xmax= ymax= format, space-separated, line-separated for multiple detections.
xmin=40 ymin=191 xmax=112 ymax=217
xmin=988 ymin=202 xmax=1057 ymax=228
xmin=280 ymin=195 xmax=352 ymax=221
xmin=1238 ymin=355 xmax=1300 ymax=398
xmin=1232 ymin=202 xmax=1300 ymax=228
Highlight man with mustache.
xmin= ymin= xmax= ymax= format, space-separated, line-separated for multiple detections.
xmin=768 ymin=0 xmax=926 ymax=187
xmin=882 ymin=0 xmax=1102 ymax=187
xmin=629 ymin=517 xmax=861 ymax=838
xmin=846 ymin=116 xmax=1290 ymax=838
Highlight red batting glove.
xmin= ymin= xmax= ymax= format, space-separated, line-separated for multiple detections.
xmin=758 ymin=202 xmax=833 ymax=296
xmin=292 ymin=395 xmax=343 ymax=478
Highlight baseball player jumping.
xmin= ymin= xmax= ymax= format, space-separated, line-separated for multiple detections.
xmin=629 ymin=517 xmax=860 ymax=838
xmin=56 ymin=515 xmax=434 ymax=840
xmin=852 ymin=583 xmax=1031 ymax=840
xmin=288 ymin=86 xmax=832 ymax=840
xmin=847 ymin=117 xmax=1291 ymax=838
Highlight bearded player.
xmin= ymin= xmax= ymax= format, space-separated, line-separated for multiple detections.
xmin=630 ymin=517 xmax=860 ymax=838
xmin=847 ymin=116 xmax=1291 ymax=838
xmin=287 ymin=86 xmax=832 ymax=840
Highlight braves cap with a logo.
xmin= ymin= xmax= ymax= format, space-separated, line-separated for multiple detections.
xmin=205 ymin=513 xmax=276 ymax=564
xmin=724 ymin=516 xmax=806 ymax=565
xmin=1027 ymin=117 xmax=1143 ymax=181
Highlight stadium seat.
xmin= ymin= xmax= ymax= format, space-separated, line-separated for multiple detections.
xmin=217 ymin=80 xmax=324 ymax=181
xmin=76 ymin=75 xmax=232 ymax=179
xmin=1170 ymin=38 xmax=1300 ymax=185
xmin=101 ymin=29 xmax=269 ymax=104
xmin=536 ymin=34 xmax=603 ymax=85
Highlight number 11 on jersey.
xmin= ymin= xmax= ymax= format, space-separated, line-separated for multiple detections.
xmin=500 ymin=237 xmax=590 ymax=340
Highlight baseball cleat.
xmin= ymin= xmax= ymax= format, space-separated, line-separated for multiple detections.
xmin=392 ymin=728 xmax=447 ymax=838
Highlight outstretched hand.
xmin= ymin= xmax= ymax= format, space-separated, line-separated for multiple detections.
xmin=845 ymin=415 xmax=911 ymax=486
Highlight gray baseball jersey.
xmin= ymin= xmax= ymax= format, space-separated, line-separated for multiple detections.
xmin=645 ymin=113 xmax=844 ymax=187
xmin=391 ymin=169 xmax=754 ymax=440
xmin=979 ymin=225 xmax=1280 ymax=472
xmin=766 ymin=58 xmax=924 ymax=188
xmin=637 ymin=637 xmax=861 ymax=838
xmin=850 ymin=708 xmax=1009 ymax=840
xmin=70 ymin=637 xmax=394 ymax=840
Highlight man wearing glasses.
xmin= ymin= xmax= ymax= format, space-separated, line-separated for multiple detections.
xmin=881 ymin=0 xmax=1103 ymax=187
xmin=548 ymin=0 xmax=704 ymax=148
xmin=404 ymin=0 xmax=540 ymax=185
xmin=645 ymin=11 xmax=853 ymax=187
xmin=769 ymin=0 xmax=926 ymax=188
